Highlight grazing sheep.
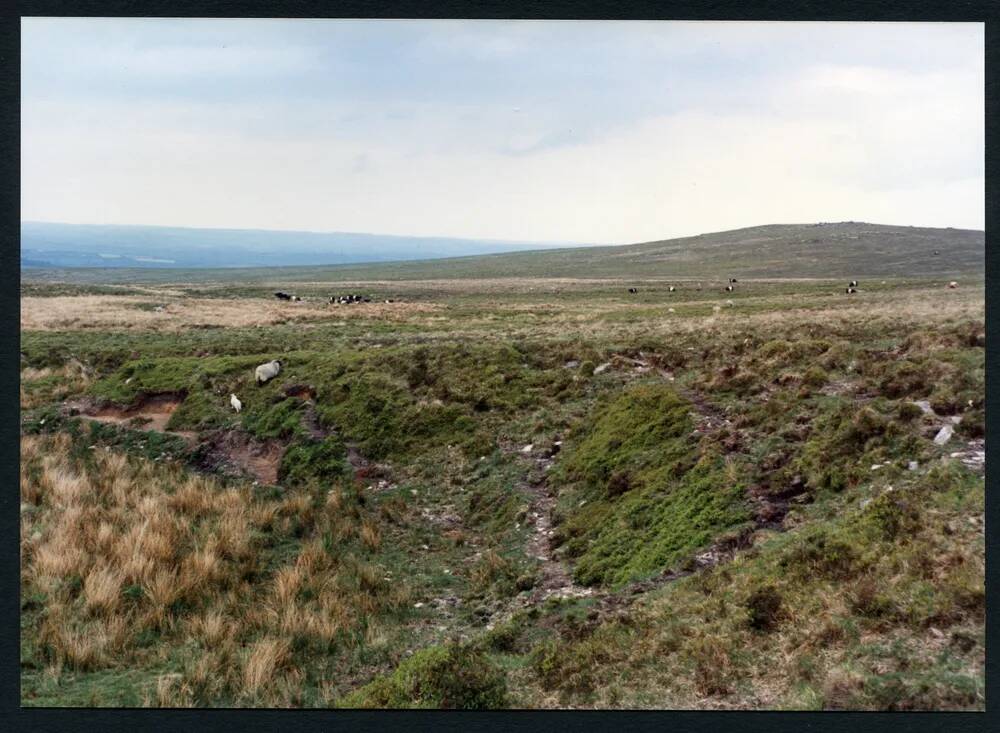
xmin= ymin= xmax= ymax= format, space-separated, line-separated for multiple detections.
xmin=948 ymin=281 xmax=958 ymax=289
xmin=255 ymin=360 xmax=282 ymax=385
xmin=230 ymin=394 xmax=242 ymax=413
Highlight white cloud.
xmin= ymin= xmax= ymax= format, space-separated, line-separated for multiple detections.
xmin=20 ymin=21 xmax=984 ymax=242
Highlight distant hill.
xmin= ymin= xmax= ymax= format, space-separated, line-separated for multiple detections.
xmin=20 ymin=221 xmax=583 ymax=269
xmin=20 ymin=222 xmax=984 ymax=285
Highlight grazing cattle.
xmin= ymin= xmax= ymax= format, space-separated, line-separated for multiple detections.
xmin=948 ymin=281 xmax=958 ymax=289
xmin=933 ymin=250 xmax=940 ymax=256
xmin=848 ymin=280 xmax=858 ymax=288
xmin=230 ymin=394 xmax=242 ymax=413
xmin=696 ymin=283 xmax=702 ymax=291
xmin=725 ymin=285 xmax=734 ymax=292
xmin=728 ymin=278 xmax=738 ymax=284
xmin=274 ymin=292 xmax=292 ymax=301
xmin=668 ymin=286 xmax=676 ymax=292
xmin=846 ymin=287 xmax=857 ymax=294
xmin=384 ymin=299 xmax=394 ymax=304
xmin=330 ymin=294 xmax=369 ymax=304
xmin=628 ymin=288 xmax=638 ymax=294
xmin=291 ymin=295 xmax=302 ymax=302
xmin=255 ymin=360 xmax=282 ymax=385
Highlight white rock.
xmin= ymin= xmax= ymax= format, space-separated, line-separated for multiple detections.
xmin=912 ymin=400 xmax=935 ymax=415
xmin=949 ymin=415 xmax=963 ymax=425
xmin=934 ymin=424 xmax=954 ymax=446
xmin=521 ymin=444 xmax=533 ymax=454
xmin=908 ymin=461 xmax=919 ymax=471
xmin=594 ymin=362 xmax=612 ymax=375
xmin=870 ymin=464 xmax=882 ymax=471
xmin=414 ymin=602 xmax=424 ymax=608
xmin=860 ymin=498 xmax=872 ymax=509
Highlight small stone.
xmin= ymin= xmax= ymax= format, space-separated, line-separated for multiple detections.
xmin=521 ymin=444 xmax=533 ymax=454
xmin=912 ymin=400 xmax=935 ymax=415
xmin=929 ymin=627 xmax=945 ymax=639
xmin=414 ymin=602 xmax=424 ymax=608
xmin=564 ymin=360 xmax=580 ymax=369
xmin=410 ymin=489 xmax=418 ymax=496
xmin=870 ymin=464 xmax=882 ymax=471
xmin=933 ymin=424 xmax=954 ymax=446
xmin=908 ymin=461 xmax=919 ymax=471
xmin=594 ymin=362 xmax=612 ymax=375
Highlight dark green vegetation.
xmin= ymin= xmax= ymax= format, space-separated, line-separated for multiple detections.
xmin=555 ymin=386 xmax=749 ymax=586
xmin=20 ymin=272 xmax=984 ymax=709
xmin=22 ymin=221 xmax=983 ymax=284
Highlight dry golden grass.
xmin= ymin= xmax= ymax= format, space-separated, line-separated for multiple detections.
xmin=20 ymin=433 xmax=410 ymax=706
xmin=21 ymin=295 xmax=440 ymax=332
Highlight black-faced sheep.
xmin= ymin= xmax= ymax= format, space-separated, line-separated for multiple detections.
xmin=255 ymin=360 xmax=282 ymax=385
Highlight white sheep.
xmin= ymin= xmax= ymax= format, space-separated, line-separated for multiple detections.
xmin=230 ymin=394 xmax=242 ymax=413
xmin=255 ymin=360 xmax=282 ymax=385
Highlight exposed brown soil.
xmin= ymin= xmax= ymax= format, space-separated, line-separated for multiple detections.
xmin=65 ymin=394 xmax=197 ymax=444
xmin=193 ymin=430 xmax=286 ymax=485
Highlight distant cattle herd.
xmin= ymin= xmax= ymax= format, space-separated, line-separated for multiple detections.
xmin=273 ymin=291 xmax=394 ymax=304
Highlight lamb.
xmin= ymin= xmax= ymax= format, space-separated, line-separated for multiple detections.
xmin=255 ymin=360 xmax=282 ymax=385
xmin=230 ymin=394 xmax=242 ymax=413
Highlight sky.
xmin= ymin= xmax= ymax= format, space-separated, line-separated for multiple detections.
xmin=21 ymin=19 xmax=984 ymax=244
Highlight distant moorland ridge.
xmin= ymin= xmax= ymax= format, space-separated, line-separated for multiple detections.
xmin=21 ymin=221 xmax=984 ymax=284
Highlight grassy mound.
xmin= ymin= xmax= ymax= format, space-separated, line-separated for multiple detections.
xmin=336 ymin=643 xmax=507 ymax=709
xmin=554 ymin=385 xmax=751 ymax=587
